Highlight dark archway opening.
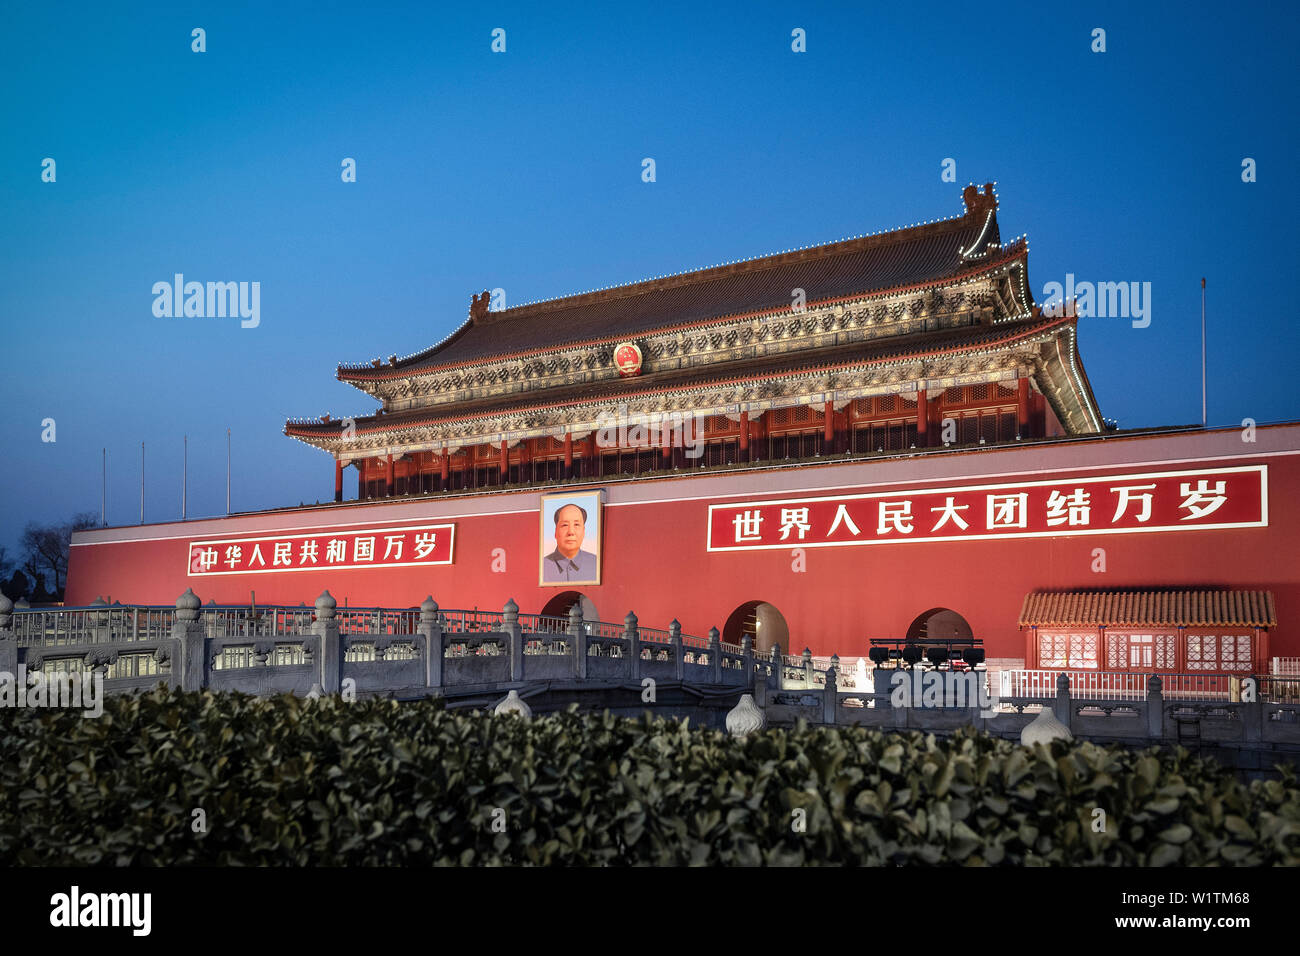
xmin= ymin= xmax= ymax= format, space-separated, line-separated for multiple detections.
xmin=723 ymin=600 xmax=790 ymax=656
xmin=539 ymin=591 xmax=599 ymax=624
xmin=905 ymin=607 xmax=974 ymax=642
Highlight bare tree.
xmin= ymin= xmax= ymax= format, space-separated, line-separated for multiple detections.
xmin=20 ymin=512 xmax=98 ymax=600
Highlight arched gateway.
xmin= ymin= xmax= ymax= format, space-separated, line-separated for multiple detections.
xmin=539 ymin=591 xmax=598 ymax=624
xmin=723 ymin=601 xmax=789 ymax=656
xmin=906 ymin=607 xmax=974 ymax=643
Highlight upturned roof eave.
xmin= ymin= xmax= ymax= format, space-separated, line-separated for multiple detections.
xmin=287 ymin=310 xmax=1070 ymax=444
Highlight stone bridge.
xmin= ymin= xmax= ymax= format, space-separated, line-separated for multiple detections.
xmin=2 ymin=591 xmax=1298 ymax=773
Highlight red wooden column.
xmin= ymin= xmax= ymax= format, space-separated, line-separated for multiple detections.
xmin=739 ymin=411 xmax=750 ymax=463
xmin=334 ymin=460 xmax=343 ymax=502
xmin=916 ymin=387 xmax=928 ymax=447
xmin=499 ymin=440 xmax=508 ymax=481
xmin=386 ymin=455 xmax=396 ymax=497
xmin=823 ymin=400 xmax=834 ymax=455
xmin=439 ymin=450 xmax=449 ymax=491
xmin=563 ymin=432 xmax=573 ymax=480
xmin=1017 ymin=376 xmax=1031 ymax=438
xmin=661 ymin=419 xmax=673 ymax=467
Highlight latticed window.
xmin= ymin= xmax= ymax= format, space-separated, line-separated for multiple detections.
xmin=854 ymin=399 xmax=871 ymax=415
xmin=1187 ymin=634 xmax=1252 ymax=672
xmin=1038 ymin=632 xmax=1098 ymax=669
xmin=960 ymin=417 xmax=978 ymax=444
xmin=944 ymin=386 xmax=965 ymax=403
xmin=43 ymin=656 xmax=86 ymax=674
xmin=108 ymin=653 xmax=158 ymax=679
xmin=999 ymin=411 xmax=1017 ymax=441
xmin=1220 ymin=635 xmax=1253 ymax=671
xmin=385 ymin=643 xmax=417 ymax=661
xmin=878 ymin=395 xmax=897 ymax=412
xmin=773 ymin=408 xmax=790 ymax=425
xmin=215 ymin=645 xmax=254 ymax=670
xmin=979 ymin=415 xmax=996 ymax=444
xmin=346 ymin=642 xmax=376 ymax=663
xmin=996 ymin=382 xmax=1017 ymax=397
xmin=272 ymin=643 xmax=305 ymax=667
xmin=1107 ymin=633 xmax=1126 ymax=669
xmin=1107 ymin=633 xmax=1175 ymax=670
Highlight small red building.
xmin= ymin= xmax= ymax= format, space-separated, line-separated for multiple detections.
xmin=67 ymin=187 xmax=1297 ymax=677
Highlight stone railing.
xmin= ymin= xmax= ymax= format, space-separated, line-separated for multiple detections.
xmin=756 ymin=668 xmax=1300 ymax=762
xmin=0 ymin=591 xmax=785 ymax=700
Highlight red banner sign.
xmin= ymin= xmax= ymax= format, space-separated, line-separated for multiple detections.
xmin=188 ymin=523 xmax=456 ymax=575
xmin=707 ymin=466 xmax=1266 ymax=551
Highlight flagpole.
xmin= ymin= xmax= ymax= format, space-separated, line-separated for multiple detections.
xmin=226 ymin=428 xmax=231 ymax=515
xmin=1200 ymin=277 xmax=1207 ymax=428
xmin=140 ymin=442 xmax=145 ymax=524
xmin=182 ymin=435 xmax=188 ymax=520
xmin=101 ymin=448 xmax=107 ymax=526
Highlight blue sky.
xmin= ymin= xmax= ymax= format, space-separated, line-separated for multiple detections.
xmin=2 ymin=0 xmax=1297 ymax=562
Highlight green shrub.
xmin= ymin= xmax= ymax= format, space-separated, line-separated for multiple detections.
xmin=1 ymin=686 xmax=1296 ymax=865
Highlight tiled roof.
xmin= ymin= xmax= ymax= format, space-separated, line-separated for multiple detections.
xmin=340 ymin=187 xmax=1005 ymax=380
xmin=1019 ymin=590 xmax=1277 ymax=628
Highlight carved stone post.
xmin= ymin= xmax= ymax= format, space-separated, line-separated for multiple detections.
xmin=823 ymin=664 xmax=838 ymax=724
xmin=172 ymin=588 xmax=206 ymax=692
xmin=1146 ymin=674 xmax=1163 ymax=738
xmin=504 ymin=598 xmax=523 ymax=682
xmin=802 ymin=647 xmax=814 ymax=688
xmin=1244 ymin=675 xmax=1263 ymax=743
xmin=742 ymin=633 xmax=754 ymax=688
xmin=670 ymin=619 xmax=684 ymax=681
xmin=624 ymin=611 xmax=640 ymax=682
xmin=1053 ymin=672 xmax=1071 ymax=730
xmin=0 ymin=593 xmax=16 ymax=677
xmin=709 ymin=627 xmax=721 ymax=683
xmin=419 ymin=596 xmax=443 ymax=688
xmin=312 ymin=590 xmax=340 ymax=695
xmin=569 ymin=603 xmax=587 ymax=680
xmin=89 ymin=596 xmax=111 ymax=645
xmin=770 ymin=641 xmax=782 ymax=690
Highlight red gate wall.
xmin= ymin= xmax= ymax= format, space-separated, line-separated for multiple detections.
xmin=66 ymin=424 xmax=1300 ymax=664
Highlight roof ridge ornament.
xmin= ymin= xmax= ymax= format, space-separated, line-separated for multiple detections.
xmin=962 ymin=182 xmax=998 ymax=217
xmin=470 ymin=289 xmax=492 ymax=323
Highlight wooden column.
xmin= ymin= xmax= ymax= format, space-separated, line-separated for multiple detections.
xmin=563 ymin=432 xmax=573 ymax=480
xmin=1017 ymin=376 xmax=1031 ymax=438
xmin=499 ymin=440 xmax=508 ymax=480
xmin=386 ymin=455 xmax=396 ymax=497
xmin=916 ymin=388 xmax=928 ymax=447
xmin=334 ymin=460 xmax=343 ymax=503
xmin=739 ymin=411 xmax=750 ymax=463
xmin=823 ymin=400 xmax=834 ymax=456
xmin=439 ymin=450 xmax=449 ymax=491
xmin=661 ymin=419 xmax=673 ymax=466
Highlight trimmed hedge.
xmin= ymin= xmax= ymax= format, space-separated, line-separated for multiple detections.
xmin=1 ymin=687 xmax=1297 ymax=865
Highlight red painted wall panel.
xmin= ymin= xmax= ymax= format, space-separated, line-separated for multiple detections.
xmin=67 ymin=425 xmax=1300 ymax=663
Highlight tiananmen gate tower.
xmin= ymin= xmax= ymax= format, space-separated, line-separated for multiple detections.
xmin=67 ymin=184 xmax=1298 ymax=680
